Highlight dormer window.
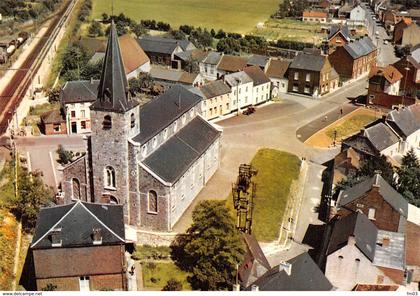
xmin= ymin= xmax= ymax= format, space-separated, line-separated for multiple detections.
xmin=92 ymin=228 xmax=102 ymax=245
xmin=50 ymin=227 xmax=62 ymax=247
xmin=163 ymin=128 xmax=168 ymax=139
xmin=174 ymin=121 xmax=178 ymax=132
xmin=142 ymin=145 xmax=147 ymax=156
xmin=152 ymin=137 xmax=157 ymax=148
xmin=103 ymin=115 xmax=112 ymax=130
xmin=182 ymin=114 xmax=186 ymax=124
xmin=130 ymin=113 xmax=135 ymax=128
xmin=190 ymin=108 xmax=194 ymax=117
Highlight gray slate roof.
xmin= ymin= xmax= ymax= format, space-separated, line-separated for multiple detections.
xmin=386 ymin=107 xmax=420 ymax=138
xmin=344 ymin=37 xmax=376 ymax=59
xmin=327 ymin=212 xmax=378 ymax=261
xmin=337 ymin=174 xmax=408 ymax=218
xmin=142 ymin=116 xmax=221 ymax=183
xmin=247 ymin=54 xmax=270 ymax=68
xmin=31 ymin=201 xmax=125 ymax=249
xmin=364 ymin=122 xmax=399 ymax=152
xmin=373 ymin=230 xmax=405 ymax=270
xmin=199 ymin=80 xmax=231 ymax=99
xmin=247 ymin=252 xmax=333 ymax=291
xmin=202 ymin=51 xmax=222 ymax=65
xmin=244 ymin=66 xmax=271 ymax=86
xmin=138 ymin=36 xmax=193 ymax=54
xmin=224 ymin=71 xmax=253 ymax=86
xmin=60 ymin=80 xmax=99 ymax=104
xmin=91 ymin=21 xmax=138 ymax=113
xmin=290 ymin=52 xmax=327 ymax=72
xmin=134 ymin=85 xmax=202 ymax=144
xmin=328 ymin=24 xmax=351 ymax=41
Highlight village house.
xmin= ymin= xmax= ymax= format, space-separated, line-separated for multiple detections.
xmin=60 ymin=80 xmax=99 ymax=134
xmin=247 ymin=54 xmax=271 ymax=72
xmin=333 ymin=174 xmax=408 ymax=232
xmin=40 ymin=109 xmax=67 ymax=135
xmin=325 ymin=213 xmax=406 ymax=290
xmin=190 ymin=80 xmax=231 ymax=120
xmin=61 ymin=23 xmax=222 ymax=233
xmin=137 ymin=36 xmax=195 ymax=67
xmin=247 ymin=252 xmax=333 ymax=291
xmin=368 ymin=65 xmax=403 ymax=96
xmin=392 ymin=17 xmax=413 ymax=45
xmin=349 ymin=5 xmax=368 ymax=26
xmin=393 ymin=48 xmax=420 ymax=98
xmin=172 ymin=49 xmax=207 ymax=71
xmin=244 ymin=66 xmax=272 ymax=105
xmin=199 ymin=51 xmax=223 ymax=80
xmin=303 ymin=10 xmax=328 ymax=23
xmin=265 ymin=59 xmax=290 ymax=97
xmin=327 ymin=24 xmax=351 ymax=50
xmin=328 ymin=36 xmax=377 ymax=80
xmin=30 ymin=201 xmax=127 ymax=291
xmin=287 ymin=52 xmax=339 ymax=97
xmin=382 ymin=10 xmax=405 ymax=31
xmin=149 ymin=66 xmax=204 ymax=89
xmin=216 ymin=55 xmax=248 ymax=78
xmin=400 ymin=23 xmax=420 ymax=47
xmin=224 ymin=71 xmax=254 ymax=112
xmin=88 ymin=34 xmax=150 ymax=80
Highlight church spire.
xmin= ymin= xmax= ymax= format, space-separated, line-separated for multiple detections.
xmin=91 ymin=21 xmax=137 ymax=113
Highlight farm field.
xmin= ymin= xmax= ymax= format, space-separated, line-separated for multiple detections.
xmin=250 ymin=18 xmax=322 ymax=43
xmin=91 ymin=0 xmax=279 ymax=33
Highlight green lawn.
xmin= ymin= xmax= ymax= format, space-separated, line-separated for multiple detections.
xmin=227 ymin=149 xmax=301 ymax=242
xmin=92 ymin=0 xmax=279 ymax=33
xmin=142 ymin=262 xmax=191 ymax=290
xmin=250 ymin=18 xmax=322 ymax=43
xmin=325 ymin=114 xmax=377 ymax=140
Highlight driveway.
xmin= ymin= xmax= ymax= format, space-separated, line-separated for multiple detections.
xmin=172 ymin=78 xmax=368 ymax=233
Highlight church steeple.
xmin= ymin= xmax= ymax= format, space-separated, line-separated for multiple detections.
xmin=91 ymin=21 xmax=137 ymax=113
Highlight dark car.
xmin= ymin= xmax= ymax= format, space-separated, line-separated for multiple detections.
xmin=243 ymin=106 xmax=256 ymax=115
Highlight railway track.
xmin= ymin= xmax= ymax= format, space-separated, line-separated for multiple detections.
xmin=0 ymin=0 xmax=75 ymax=135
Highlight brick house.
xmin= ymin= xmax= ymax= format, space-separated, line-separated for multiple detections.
xmin=328 ymin=37 xmax=377 ymax=80
xmin=333 ymin=174 xmax=408 ymax=232
xmin=327 ymin=24 xmax=351 ymax=50
xmin=40 ymin=109 xmax=67 ymax=135
xmin=303 ymin=10 xmax=328 ymax=23
xmin=61 ymin=22 xmax=222 ymax=232
xmin=325 ymin=213 xmax=406 ymax=290
xmin=393 ymin=17 xmax=412 ymax=44
xmin=368 ymin=65 xmax=403 ymax=96
xmin=393 ymin=48 xmax=420 ymax=98
xmin=287 ymin=52 xmax=339 ymax=97
xmin=31 ymin=201 xmax=127 ymax=291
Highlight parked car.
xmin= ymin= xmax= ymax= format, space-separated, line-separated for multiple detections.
xmin=243 ymin=106 xmax=256 ymax=115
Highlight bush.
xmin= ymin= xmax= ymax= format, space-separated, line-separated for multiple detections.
xmin=57 ymin=145 xmax=73 ymax=165
xmin=162 ymin=279 xmax=182 ymax=291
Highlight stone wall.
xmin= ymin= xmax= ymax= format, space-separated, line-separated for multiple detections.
xmin=61 ymin=155 xmax=90 ymax=203
xmin=136 ymin=229 xmax=179 ymax=247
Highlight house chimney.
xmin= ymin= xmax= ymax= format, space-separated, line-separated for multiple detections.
xmin=279 ymin=261 xmax=292 ymax=276
xmin=251 ymin=285 xmax=259 ymax=291
xmin=93 ymin=228 xmax=103 ymax=245
xmin=50 ymin=227 xmax=62 ymax=247
xmin=382 ymin=236 xmax=390 ymax=247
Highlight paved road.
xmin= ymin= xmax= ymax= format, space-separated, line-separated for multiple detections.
xmin=172 ymin=78 xmax=368 ymax=232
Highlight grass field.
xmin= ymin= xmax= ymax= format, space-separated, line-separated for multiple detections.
xmin=226 ymin=149 xmax=301 ymax=242
xmin=325 ymin=114 xmax=377 ymax=140
xmin=92 ymin=0 xmax=279 ymax=33
xmin=142 ymin=262 xmax=191 ymax=290
xmin=250 ymin=18 xmax=322 ymax=43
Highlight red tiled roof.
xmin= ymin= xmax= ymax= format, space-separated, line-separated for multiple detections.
xmin=217 ymin=55 xmax=248 ymax=72
xmin=303 ymin=10 xmax=328 ymax=18
xmin=118 ymin=34 xmax=150 ymax=74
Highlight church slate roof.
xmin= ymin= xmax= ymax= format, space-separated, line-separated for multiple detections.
xmin=134 ymin=84 xmax=202 ymax=144
xmin=246 ymin=252 xmax=333 ymax=291
xmin=31 ymin=201 xmax=125 ymax=249
xmin=142 ymin=116 xmax=221 ymax=184
xmin=327 ymin=212 xmax=377 ymax=262
xmin=91 ymin=21 xmax=138 ymax=114
xmin=60 ymin=80 xmax=99 ymax=104
xmin=337 ymin=174 xmax=408 ymax=218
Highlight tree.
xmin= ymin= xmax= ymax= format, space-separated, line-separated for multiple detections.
xmin=57 ymin=145 xmax=74 ymax=165
xmin=88 ymin=20 xmax=103 ymax=37
xmin=358 ymin=155 xmax=395 ymax=186
xmin=61 ymin=44 xmax=89 ymax=78
xmin=81 ymin=59 xmax=103 ymax=80
xmin=397 ymin=149 xmax=420 ymax=206
xmin=132 ymin=23 xmax=147 ymax=37
xmin=162 ymin=279 xmax=182 ymax=291
xmin=10 ymin=167 xmax=53 ymax=230
xmin=47 ymin=86 xmax=61 ymax=103
xmin=171 ymin=200 xmax=245 ymax=291
xmin=217 ymin=37 xmax=241 ymax=54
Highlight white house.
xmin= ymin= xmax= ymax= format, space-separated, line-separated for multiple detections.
xmin=199 ymin=52 xmax=223 ymax=80
xmin=265 ymin=59 xmax=290 ymax=97
xmin=224 ymin=71 xmax=254 ymax=112
xmin=244 ymin=66 xmax=271 ymax=105
xmin=350 ymin=5 xmax=368 ymax=26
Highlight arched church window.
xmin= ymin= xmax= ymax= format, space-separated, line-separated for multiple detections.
xmin=103 ymin=115 xmax=112 ymax=130
xmin=148 ymin=190 xmax=158 ymax=213
xmin=104 ymin=166 xmax=116 ymax=188
xmin=72 ymin=178 xmax=81 ymax=199
xmin=131 ymin=113 xmax=135 ymax=128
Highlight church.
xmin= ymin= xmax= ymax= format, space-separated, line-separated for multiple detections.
xmin=60 ymin=22 xmax=222 ymax=232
